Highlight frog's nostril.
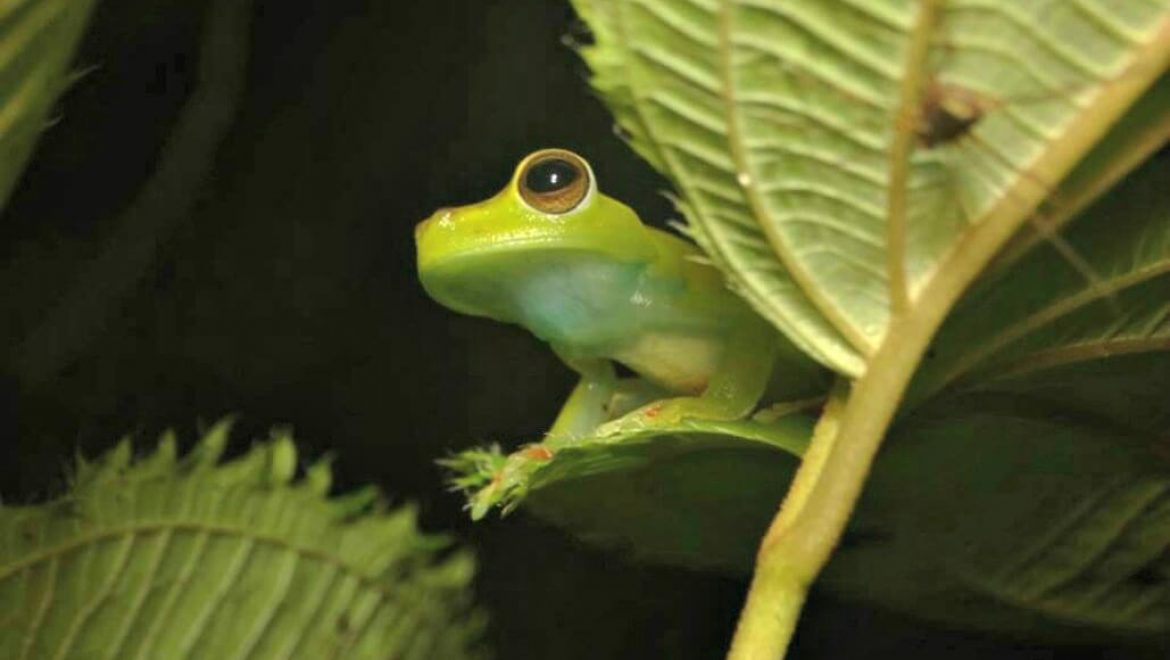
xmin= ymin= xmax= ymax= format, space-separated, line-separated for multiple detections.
xmin=432 ymin=208 xmax=458 ymax=229
xmin=416 ymin=208 xmax=456 ymax=241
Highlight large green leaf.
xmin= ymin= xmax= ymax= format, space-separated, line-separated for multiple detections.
xmin=827 ymin=407 xmax=1170 ymax=637
xmin=572 ymin=0 xmax=1170 ymax=375
xmin=0 ymin=422 xmax=485 ymax=660
xmin=450 ymin=397 xmax=1170 ymax=638
xmin=0 ymin=0 xmax=98 ymax=211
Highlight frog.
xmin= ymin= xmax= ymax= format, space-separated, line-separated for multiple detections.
xmin=415 ymin=148 xmax=822 ymax=439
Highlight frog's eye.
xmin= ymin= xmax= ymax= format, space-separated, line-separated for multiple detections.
xmin=518 ymin=150 xmax=591 ymax=214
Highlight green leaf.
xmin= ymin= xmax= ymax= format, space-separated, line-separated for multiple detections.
xmin=825 ymin=407 xmax=1170 ymax=637
xmin=444 ymin=413 xmax=811 ymax=569
xmin=0 ymin=424 xmax=486 ymax=660
xmin=572 ymin=0 xmax=1170 ymax=377
xmin=0 ymin=0 xmax=99 ymax=211
xmin=455 ymin=397 xmax=1170 ymax=636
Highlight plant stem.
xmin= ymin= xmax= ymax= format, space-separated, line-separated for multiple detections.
xmin=725 ymin=556 xmax=809 ymax=660
xmin=726 ymin=383 xmax=846 ymax=659
xmin=726 ymin=327 xmax=927 ymax=660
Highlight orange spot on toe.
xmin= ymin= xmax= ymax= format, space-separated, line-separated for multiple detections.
xmin=644 ymin=404 xmax=663 ymax=418
xmin=522 ymin=446 xmax=555 ymax=461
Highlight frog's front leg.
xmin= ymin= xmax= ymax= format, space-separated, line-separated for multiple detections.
xmin=545 ymin=350 xmax=618 ymax=440
xmin=596 ymin=323 xmax=777 ymax=436
xmin=547 ymin=374 xmax=615 ymax=439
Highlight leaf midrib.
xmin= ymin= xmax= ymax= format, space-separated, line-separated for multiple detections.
xmin=0 ymin=522 xmax=387 ymax=589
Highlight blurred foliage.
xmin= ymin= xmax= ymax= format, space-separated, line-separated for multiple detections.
xmin=0 ymin=422 xmax=485 ymax=659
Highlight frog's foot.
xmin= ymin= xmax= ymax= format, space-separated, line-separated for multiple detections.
xmin=595 ymin=396 xmax=743 ymax=437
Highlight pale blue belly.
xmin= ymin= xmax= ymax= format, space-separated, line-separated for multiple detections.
xmin=515 ymin=258 xmax=729 ymax=393
xmin=516 ymin=260 xmax=646 ymax=347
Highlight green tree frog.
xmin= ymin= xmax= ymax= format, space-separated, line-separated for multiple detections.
xmin=415 ymin=149 xmax=820 ymax=439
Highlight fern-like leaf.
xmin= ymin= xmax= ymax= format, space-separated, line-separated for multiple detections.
xmin=0 ymin=421 xmax=486 ymax=660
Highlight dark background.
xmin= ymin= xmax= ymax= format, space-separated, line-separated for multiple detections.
xmin=0 ymin=1 xmax=1158 ymax=657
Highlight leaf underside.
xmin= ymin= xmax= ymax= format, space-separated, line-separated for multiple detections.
xmin=574 ymin=0 xmax=1170 ymax=376
xmin=0 ymin=422 xmax=486 ymax=660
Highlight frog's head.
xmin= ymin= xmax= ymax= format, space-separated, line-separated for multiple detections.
xmin=415 ymin=148 xmax=656 ymax=319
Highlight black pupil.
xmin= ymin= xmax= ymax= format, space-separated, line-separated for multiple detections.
xmin=525 ymin=158 xmax=579 ymax=193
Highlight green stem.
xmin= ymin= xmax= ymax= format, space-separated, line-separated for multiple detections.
xmin=726 ymin=324 xmax=927 ymax=660
xmin=725 ymin=557 xmax=809 ymax=660
xmin=726 ymin=383 xmax=846 ymax=659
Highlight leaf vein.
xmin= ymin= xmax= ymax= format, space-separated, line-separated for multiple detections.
xmin=53 ymin=534 xmax=136 ymax=660
xmin=945 ymin=0 xmax=1117 ymax=78
xmin=19 ymin=557 xmax=57 ymax=660
xmin=718 ymin=0 xmax=877 ymax=357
